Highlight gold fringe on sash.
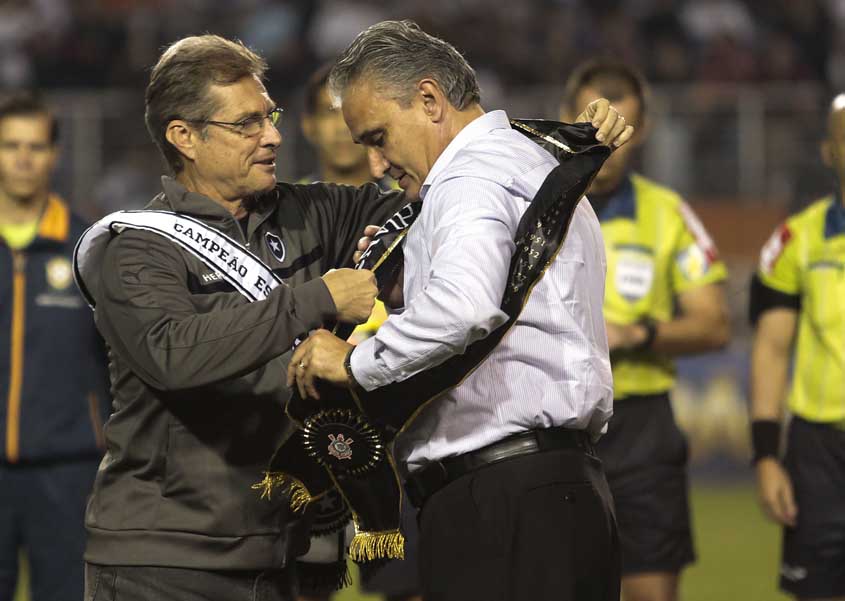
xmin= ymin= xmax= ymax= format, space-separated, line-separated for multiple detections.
xmin=252 ymin=471 xmax=313 ymax=512
xmin=348 ymin=528 xmax=405 ymax=562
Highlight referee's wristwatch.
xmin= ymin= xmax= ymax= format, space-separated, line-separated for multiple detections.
xmin=631 ymin=319 xmax=658 ymax=352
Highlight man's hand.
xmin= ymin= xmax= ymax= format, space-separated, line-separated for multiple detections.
xmin=287 ymin=329 xmax=353 ymax=400
xmin=353 ymin=224 xmax=405 ymax=309
xmin=606 ymin=321 xmax=649 ymax=352
xmin=353 ymin=224 xmax=381 ymax=264
xmin=756 ymin=458 xmax=798 ymax=527
xmin=321 ymin=268 xmax=377 ymax=323
xmin=576 ymin=98 xmax=635 ymax=148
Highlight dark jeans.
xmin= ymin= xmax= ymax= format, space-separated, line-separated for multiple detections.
xmin=418 ymin=447 xmax=620 ymax=601
xmin=84 ymin=564 xmax=297 ymax=601
xmin=0 ymin=458 xmax=99 ymax=601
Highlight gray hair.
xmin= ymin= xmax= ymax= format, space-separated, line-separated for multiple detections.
xmin=328 ymin=20 xmax=480 ymax=110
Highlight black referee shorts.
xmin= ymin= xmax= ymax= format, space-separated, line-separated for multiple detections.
xmin=780 ymin=416 xmax=845 ymax=598
xmin=596 ymin=392 xmax=695 ymax=575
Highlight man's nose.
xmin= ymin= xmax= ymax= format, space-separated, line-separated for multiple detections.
xmin=260 ymin=118 xmax=282 ymax=148
xmin=15 ymin=148 xmax=33 ymax=168
xmin=367 ymin=147 xmax=389 ymax=179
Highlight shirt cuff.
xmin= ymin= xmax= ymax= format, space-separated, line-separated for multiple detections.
xmin=349 ymin=336 xmax=393 ymax=391
xmin=291 ymin=278 xmax=336 ymax=331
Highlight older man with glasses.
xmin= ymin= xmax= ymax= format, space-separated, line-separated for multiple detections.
xmin=74 ymin=34 xmax=405 ymax=601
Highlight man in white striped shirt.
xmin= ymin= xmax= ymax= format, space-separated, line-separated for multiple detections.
xmin=289 ymin=20 xmax=633 ymax=601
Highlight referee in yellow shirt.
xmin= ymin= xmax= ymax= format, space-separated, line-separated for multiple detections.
xmin=562 ymin=61 xmax=731 ymax=601
xmin=750 ymin=95 xmax=845 ymax=601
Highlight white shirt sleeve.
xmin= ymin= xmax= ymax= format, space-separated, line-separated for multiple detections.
xmin=350 ymin=176 xmax=518 ymax=390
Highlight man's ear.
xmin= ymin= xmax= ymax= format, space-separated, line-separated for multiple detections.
xmin=630 ymin=114 xmax=650 ymax=148
xmin=301 ymin=114 xmax=316 ymax=145
xmin=418 ymin=79 xmax=448 ymax=123
xmin=559 ymin=103 xmax=576 ymax=123
xmin=165 ymin=120 xmax=199 ymax=163
xmin=45 ymin=144 xmax=60 ymax=174
xmin=821 ymin=139 xmax=833 ymax=168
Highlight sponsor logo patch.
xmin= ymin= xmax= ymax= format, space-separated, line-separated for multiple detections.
xmin=46 ymin=256 xmax=73 ymax=290
xmin=615 ymin=257 xmax=654 ymax=301
xmin=780 ymin=563 xmax=808 ymax=582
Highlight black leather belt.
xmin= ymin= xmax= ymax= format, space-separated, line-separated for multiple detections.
xmin=404 ymin=426 xmax=594 ymax=509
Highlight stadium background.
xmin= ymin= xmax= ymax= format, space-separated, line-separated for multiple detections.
xmin=5 ymin=0 xmax=841 ymax=599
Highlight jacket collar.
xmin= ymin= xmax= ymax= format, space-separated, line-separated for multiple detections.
xmin=159 ymin=176 xmax=277 ymax=234
xmin=824 ymin=191 xmax=845 ymax=239
xmin=30 ymin=194 xmax=70 ymax=246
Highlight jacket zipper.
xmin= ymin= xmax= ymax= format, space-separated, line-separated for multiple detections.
xmin=6 ymin=251 xmax=25 ymax=462
xmin=87 ymin=392 xmax=106 ymax=449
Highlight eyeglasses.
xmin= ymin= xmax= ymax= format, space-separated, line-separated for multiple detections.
xmin=189 ymin=107 xmax=283 ymax=137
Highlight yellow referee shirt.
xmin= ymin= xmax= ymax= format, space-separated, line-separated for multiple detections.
xmin=756 ymin=195 xmax=845 ymax=423
xmin=599 ymin=174 xmax=728 ymax=399
xmin=0 ymin=219 xmax=39 ymax=250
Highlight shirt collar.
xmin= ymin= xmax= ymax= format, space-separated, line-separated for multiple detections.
xmin=593 ymin=174 xmax=636 ymax=222
xmin=419 ymin=110 xmax=511 ymax=200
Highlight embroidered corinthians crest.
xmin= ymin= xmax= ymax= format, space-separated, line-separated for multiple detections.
xmin=265 ymin=232 xmax=285 ymax=262
xmin=327 ymin=433 xmax=353 ymax=460
xmin=301 ymin=409 xmax=384 ymax=476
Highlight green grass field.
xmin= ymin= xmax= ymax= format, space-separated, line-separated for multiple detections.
xmin=14 ymin=483 xmax=790 ymax=601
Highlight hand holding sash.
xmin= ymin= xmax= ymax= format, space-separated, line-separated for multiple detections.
xmin=287 ymin=329 xmax=354 ymax=400
xmin=321 ymin=268 xmax=378 ymax=323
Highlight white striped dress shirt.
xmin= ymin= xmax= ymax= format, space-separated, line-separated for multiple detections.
xmin=350 ymin=110 xmax=613 ymax=473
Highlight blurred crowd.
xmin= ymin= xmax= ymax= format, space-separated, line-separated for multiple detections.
xmin=0 ymin=0 xmax=840 ymax=219
xmin=1 ymin=0 xmax=842 ymax=92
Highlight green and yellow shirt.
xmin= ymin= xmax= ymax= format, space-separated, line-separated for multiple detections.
xmin=597 ymin=174 xmax=728 ymax=399
xmin=754 ymin=195 xmax=845 ymax=423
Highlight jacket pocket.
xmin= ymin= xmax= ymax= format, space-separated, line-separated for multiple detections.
xmin=159 ymin=421 xmax=275 ymax=536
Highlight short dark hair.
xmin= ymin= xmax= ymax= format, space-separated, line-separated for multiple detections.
xmin=562 ymin=59 xmax=649 ymax=122
xmin=329 ymin=20 xmax=480 ymax=110
xmin=145 ymin=34 xmax=268 ymax=173
xmin=303 ymin=63 xmax=334 ymax=115
xmin=0 ymin=92 xmax=59 ymax=144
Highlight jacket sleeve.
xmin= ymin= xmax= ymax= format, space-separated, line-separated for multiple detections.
xmin=301 ymin=182 xmax=406 ymax=268
xmin=94 ymin=229 xmax=337 ymax=391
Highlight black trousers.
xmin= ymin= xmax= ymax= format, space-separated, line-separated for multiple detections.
xmin=417 ymin=447 xmax=620 ymax=601
xmin=84 ymin=563 xmax=297 ymax=601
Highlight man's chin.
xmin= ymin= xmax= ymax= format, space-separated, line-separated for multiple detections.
xmin=399 ymin=182 xmax=421 ymax=200
xmin=242 ymin=175 xmax=278 ymax=202
xmin=589 ymin=175 xmax=622 ymax=196
xmin=6 ymin=184 xmax=39 ymax=199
